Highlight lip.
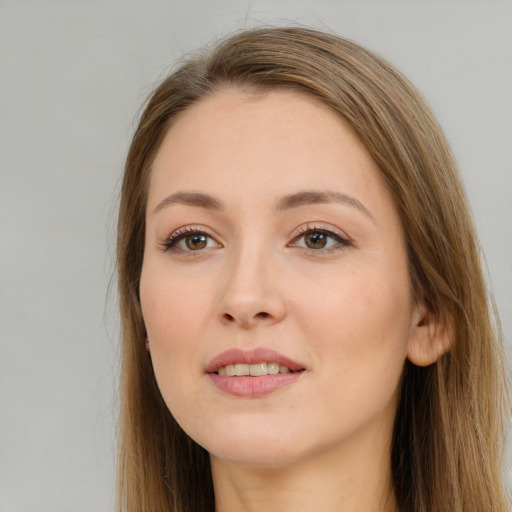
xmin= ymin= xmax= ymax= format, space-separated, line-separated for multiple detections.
xmin=205 ymin=347 xmax=305 ymax=374
xmin=205 ymin=348 xmax=306 ymax=398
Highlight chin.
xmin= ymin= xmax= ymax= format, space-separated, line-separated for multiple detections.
xmin=209 ymin=442 xmax=303 ymax=470
xmin=196 ymin=425 xmax=306 ymax=470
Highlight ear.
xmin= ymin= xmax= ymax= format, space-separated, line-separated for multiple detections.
xmin=406 ymin=304 xmax=452 ymax=367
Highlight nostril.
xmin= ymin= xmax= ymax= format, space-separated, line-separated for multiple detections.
xmin=222 ymin=311 xmax=271 ymax=324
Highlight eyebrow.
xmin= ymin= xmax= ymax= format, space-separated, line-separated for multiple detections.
xmin=152 ymin=189 xmax=373 ymax=220
xmin=152 ymin=192 xmax=223 ymax=214
xmin=277 ymin=190 xmax=374 ymax=220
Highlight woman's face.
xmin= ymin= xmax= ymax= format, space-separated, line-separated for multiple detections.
xmin=140 ymin=89 xmax=423 ymax=469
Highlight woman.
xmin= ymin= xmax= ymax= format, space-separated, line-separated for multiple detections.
xmin=116 ymin=27 xmax=509 ymax=511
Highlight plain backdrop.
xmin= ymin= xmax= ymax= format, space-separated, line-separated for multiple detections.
xmin=0 ymin=1 xmax=511 ymax=511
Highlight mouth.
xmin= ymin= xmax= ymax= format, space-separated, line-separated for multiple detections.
xmin=206 ymin=348 xmax=305 ymax=397
xmin=206 ymin=347 xmax=305 ymax=375
xmin=216 ymin=362 xmax=302 ymax=376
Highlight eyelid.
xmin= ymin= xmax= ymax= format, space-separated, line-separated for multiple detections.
xmin=288 ymin=223 xmax=352 ymax=250
xmin=158 ymin=222 xmax=352 ymax=254
xmin=292 ymin=222 xmax=350 ymax=240
xmin=160 ymin=225 xmax=222 ymax=252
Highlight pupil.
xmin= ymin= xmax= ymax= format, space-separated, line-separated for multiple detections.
xmin=186 ymin=234 xmax=207 ymax=250
xmin=305 ymin=232 xmax=326 ymax=249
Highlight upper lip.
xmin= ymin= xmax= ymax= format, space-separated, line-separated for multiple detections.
xmin=205 ymin=348 xmax=305 ymax=374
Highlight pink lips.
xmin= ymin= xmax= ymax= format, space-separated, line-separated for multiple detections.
xmin=206 ymin=348 xmax=305 ymax=398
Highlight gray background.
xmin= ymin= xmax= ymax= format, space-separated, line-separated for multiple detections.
xmin=1 ymin=1 xmax=511 ymax=510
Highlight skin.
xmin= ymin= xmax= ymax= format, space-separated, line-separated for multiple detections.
xmin=140 ymin=88 xmax=443 ymax=512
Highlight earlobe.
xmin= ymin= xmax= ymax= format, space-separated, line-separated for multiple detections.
xmin=406 ymin=305 xmax=452 ymax=367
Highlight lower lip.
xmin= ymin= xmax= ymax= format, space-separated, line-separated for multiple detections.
xmin=208 ymin=372 xmax=302 ymax=397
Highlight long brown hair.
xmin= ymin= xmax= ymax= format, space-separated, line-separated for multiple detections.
xmin=116 ymin=27 xmax=509 ymax=511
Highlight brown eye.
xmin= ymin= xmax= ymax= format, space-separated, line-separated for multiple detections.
xmin=185 ymin=234 xmax=208 ymax=250
xmin=289 ymin=227 xmax=351 ymax=252
xmin=304 ymin=232 xmax=327 ymax=249
xmin=163 ymin=229 xmax=220 ymax=253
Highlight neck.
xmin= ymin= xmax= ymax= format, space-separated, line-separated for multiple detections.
xmin=210 ymin=425 xmax=398 ymax=512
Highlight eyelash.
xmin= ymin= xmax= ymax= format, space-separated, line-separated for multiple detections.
xmin=161 ymin=224 xmax=351 ymax=254
xmin=160 ymin=226 xmax=218 ymax=253
xmin=289 ymin=224 xmax=351 ymax=253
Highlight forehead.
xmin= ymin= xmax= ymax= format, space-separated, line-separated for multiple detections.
xmin=155 ymin=87 xmax=371 ymax=160
xmin=148 ymin=88 xmax=392 ymax=217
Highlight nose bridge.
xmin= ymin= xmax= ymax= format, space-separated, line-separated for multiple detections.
xmin=217 ymin=233 xmax=285 ymax=327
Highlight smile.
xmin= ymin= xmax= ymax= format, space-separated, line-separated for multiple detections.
xmin=206 ymin=347 xmax=305 ymax=374
xmin=217 ymin=362 xmax=296 ymax=376
xmin=206 ymin=348 xmax=306 ymax=397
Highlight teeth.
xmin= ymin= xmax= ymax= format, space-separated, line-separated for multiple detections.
xmin=250 ymin=362 xmax=267 ymax=376
xmin=267 ymin=362 xmax=279 ymax=375
xmin=235 ymin=363 xmax=250 ymax=376
xmin=216 ymin=362 xmax=295 ymax=376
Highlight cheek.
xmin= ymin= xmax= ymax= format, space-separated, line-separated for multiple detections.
xmin=292 ymin=272 xmax=412 ymax=443
xmin=140 ymin=264 xmax=214 ymax=341
xmin=297 ymin=266 xmax=412 ymax=381
xmin=139 ymin=265 xmax=215 ymax=407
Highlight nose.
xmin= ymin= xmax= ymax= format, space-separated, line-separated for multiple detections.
xmin=216 ymin=245 xmax=286 ymax=329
